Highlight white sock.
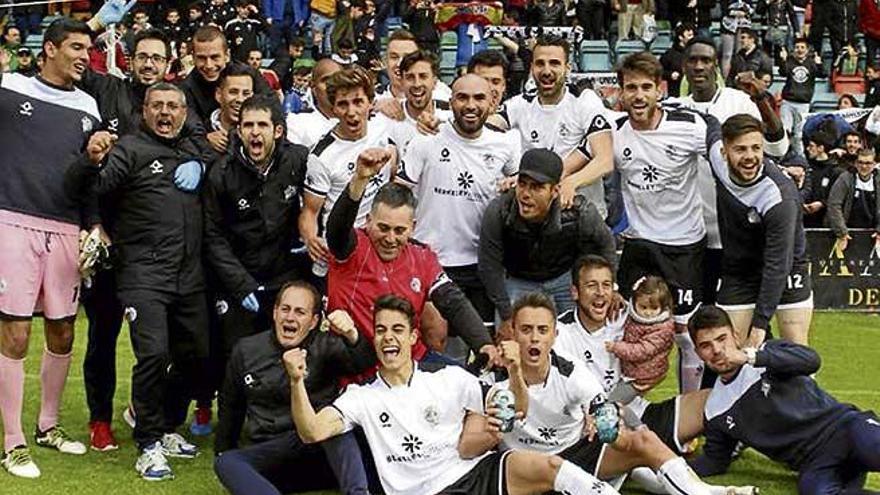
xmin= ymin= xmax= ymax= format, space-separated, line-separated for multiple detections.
xmin=553 ymin=460 xmax=619 ymax=495
xmin=630 ymin=466 xmax=667 ymax=494
xmin=656 ymin=457 xmax=711 ymax=495
xmin=674 ymin=332 xmax=704 ymax=394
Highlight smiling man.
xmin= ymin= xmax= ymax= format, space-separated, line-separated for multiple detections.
xmin=0 ymin=18 xmax=100 ymax=479
xmin=706 ymin=114 xmax=812 ymax=348
xmin=390 ymin=50 xmax=453 ymax=151
xmin=206 ymin=64 xmax=256 ymax=154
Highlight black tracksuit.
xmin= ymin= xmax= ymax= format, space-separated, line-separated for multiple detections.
xmin=779 ymin=56 xmax=826 ymax=104
xmin=804 ymin=157 xmax=843 ymax=228
xmin=203 ymin=139 xmax=310 ymax=357
xmin=65 ymin=125 xmax=211 ymax=448
xmin=179 ymin=62 xmax=272 ymax=126
xmin=225 ymin=16 xmax=266 ymax=63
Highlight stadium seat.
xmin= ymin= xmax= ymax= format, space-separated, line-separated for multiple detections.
xmin=580 ymin=40 xmax=612 ymax=71
xmin=811 ymin=91 xmax=840 ymax=112
xmin=440 ymin=47 xmax=457 ymax=71
xmin=650 ymin=39 xmax=672 ymax=56
xmin=615 ymin=39 xmax=647 ymax=62
xmin=441 ymin=31 xmax=457 ymax=48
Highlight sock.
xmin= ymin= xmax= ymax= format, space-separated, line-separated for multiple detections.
xmin=0 ymin=353 xmax=26 ymax=451
xmin=630 ymin=466 xmax=667 ymax=494
xmin=38 ymin=348 xmax=72 ymax=432
xmin=553 ymin=459 xmax=618 ymax=495
xmin=674 ymin=331 xmax=704 ymax=394
xmin=656 ymin=457 xmax=711 ymax=495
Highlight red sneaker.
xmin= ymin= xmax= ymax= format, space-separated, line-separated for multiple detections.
xmin=189 ymin=406 xmax=212 ymax=436
xmin=89 ymin=421 xmax=119 ymax=452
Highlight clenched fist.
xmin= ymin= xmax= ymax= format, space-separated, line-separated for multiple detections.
xmin=498 ymin=340 xmax=521 ymax=371
xmin=87 ymin=131 xmax=118 ymax=165
xmin=283 ymin=348 xmax=309 ymax=382
xmin=356 ymin=147 xmax=393 ymax=180
xmin=327 ymin=309 xmax=358 ymax=343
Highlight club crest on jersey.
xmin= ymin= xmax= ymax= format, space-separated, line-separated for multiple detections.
xmin=149 ymin=160 xmax=164 ymax=174
xmin=19 ymin=101 xmax=33 ymax=116
xmin=124 ymin=306 xmax=138 ymax=322
xmin=558 ymin=123 xmax=569 ymax=137
xmin=108 ymin=118 xmax=119 ymax=132
xmin=761 ymin=381 xmax=771 ymax=397
xmin=410 ymin=277 xmax=421 ymax=293
xmin=423 ymin=405 xmax=439 ymax=426
xmin=283 ymin=185 xmax=298 ymax=201
xmin=529 ymin=130 xmax=539 ymax=142
xmin=82 ymin=116 xmax=93 ymax=133
xmin=216 ymin=299 xmax=229 ymax=315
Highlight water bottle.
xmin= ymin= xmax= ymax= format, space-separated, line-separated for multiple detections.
xmin=490 ymin=389 xmax=517 ymax=433
xmin=593 ymin=402 xmax=620 ymax=444
xmin=312 ymin=258 xmax=328 ymax=277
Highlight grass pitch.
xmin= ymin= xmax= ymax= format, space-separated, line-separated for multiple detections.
xmin=2 ymin=312 xmax=878 ymax=494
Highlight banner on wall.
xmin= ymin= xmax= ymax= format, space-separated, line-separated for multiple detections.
xmin=807 ymin=229 xmax=880 ymax=311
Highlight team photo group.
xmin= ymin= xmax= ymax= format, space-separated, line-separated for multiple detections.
xmin=0 ymin=0 xmax=878 ymax=493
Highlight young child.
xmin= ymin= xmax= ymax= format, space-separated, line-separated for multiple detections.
xmin=605 ymin=276 xmax=675 ymax=394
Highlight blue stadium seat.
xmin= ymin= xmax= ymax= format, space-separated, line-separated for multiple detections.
xmin=581 ymin=51 xmax=612 ymax=71
xmin=441 ymin=31 xmax=457 ymax=47
xmin=440 ymin=47 xmax=457 ymax=71
xmin=811 ymin=91 xmax=840 ymax=112
xmin=650 ymin=39 xmax=672 ymax=56
xmin=615 ymin=39 xmax=647 ymax=62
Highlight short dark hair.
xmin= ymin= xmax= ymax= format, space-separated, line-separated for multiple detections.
xmin=738 ymin=27 xmax=758 ymax=40
xmin=293 ymin=65 xmax=312 ymax=77
xmin=838 ymin=93 xmax=860 ymax=108
xmin=239 ymin=94 xmax=285 ymax=129
xmin=192 ymin=25 xmax=227 ymax=47
xmin=388 ymin=28 xmax=418 ymax=45
xmin=43 ymin=18 xmax=91 ymax=52
xmin=400 ymin=49 xmax=439 ymax=77
xmin=533 ymin=34 xmax=570 ymax=60
xmin=684 ymin=37 xmax=717 ymax=57
xmin=754 ymin=68 xmax=772 ymax=81
xmin=721 ymin=114 xmax=764 ymax=143
xmin=511 ymin=292 xmax=557 ymax=323
xmin=617 ymin=51 xmax=663 ymax=85
xmin=133 ymin=28 xmax=171 ymax=59
xmin=374 ymin=294 xmax=416 ymax=329
xmin=687 ymin=305 xmax=734 ymax=343
xmin=571 ymin=255 xmax=614 ymax=286
xmin=326 ymin=65 xmax=375 ymax=104
xmin=467 ymin=49 xmax=509 ymax=78
xmin=338 ymin=37 xmax=355 ymax=51
xmin=219 ymin=63 xmax=257 ymax=87
xmin=794 ymin=37 xmax=809 ymax=46
xmin=289 ymin=36 xmax=306 ymax=48
xmin=843 ymin=130 xmax=862 ymax=142
xmin=675 ymin=22 xmax=695 ymax=38
xmin=275 ymin=280 xmax=322 ymax=315
xmin=372 ymin=183 xmax=416 ymax=212
xmin=3 ymin=24 xmax=20 ymax=37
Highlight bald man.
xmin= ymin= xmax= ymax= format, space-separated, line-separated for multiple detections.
xmin=286 ymin=58 xmax=341 ymax=148
xmin=397 ymin=74 xmax=522 ymax=329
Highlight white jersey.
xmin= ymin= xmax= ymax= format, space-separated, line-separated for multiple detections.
xmin=332 ymin=363 xmax=487 ymax=495
xmin=610 ymin=106 xmax=712 ymax=246
xmin=286 ymin=108 xmax=338 ymax=150
xmin=670 ymin=88 xmax=788 ymax=249
xmin=493 ymin=353 xmax=605 ymax=454
xmin=554 ymin=309 xmax=652 ymax=417
xmin=304 ymin=114 xmax=396 ymax=229
xmin=399 ymin=122 xmax=521 ymax=267
xmin=389 ymin=100 xmax=454 ymax=155
xmin=502 ymin=88 xmax=612 ymax=217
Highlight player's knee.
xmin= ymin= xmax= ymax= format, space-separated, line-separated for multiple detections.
xmin=45 ymin=319 xmax=74 ymax=352
xmin=1 ymin=321 xmax=31 ymax=357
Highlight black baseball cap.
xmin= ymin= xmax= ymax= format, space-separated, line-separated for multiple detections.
xmin=17 ymin=47 xmax=31 ymax=57
xmin=518 ymin=148 xmax=562 ymax=184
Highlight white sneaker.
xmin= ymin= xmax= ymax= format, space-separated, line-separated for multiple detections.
xmin=136 ymin=442 xmax=173 ymax=481
xmin=123 ymin=405 xmax=137 ymax=429
xmin=160 ymin=433 xmax=198 ymax=458
xmin=1 ymin=446 xmax=41 ymax=479
xmin=727 ymin=487 xmax=760 ymax=495
xmin=34 ymin=426 xmax=87 ymax=455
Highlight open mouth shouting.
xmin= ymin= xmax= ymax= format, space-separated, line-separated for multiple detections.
xmin=156 ymin=117 xmax=175 ymax=136
xmin=381 ymin=344 xmax=401 ymax=361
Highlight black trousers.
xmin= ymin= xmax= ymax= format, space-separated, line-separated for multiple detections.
xmin=81 ymin=269 xmax=124 ymax=423
xmin=444 ymin=264 xmax=494 ymax=329
xmin=119 ymin=289 xmax=209 ymax=449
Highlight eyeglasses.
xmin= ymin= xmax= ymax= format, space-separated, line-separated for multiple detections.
xmin=148 ymin=101 xmax=184 ymax=111
xmin=134 ymin=53 xmax=168 ymax=65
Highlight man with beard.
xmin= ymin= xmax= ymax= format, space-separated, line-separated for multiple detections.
xmin=203 ymin=94 xmax=309 ymax=374
xmin=688 ymin=305 xmax=880 ymax=493
xmin=491 ymin=292 xmax=757 ymax=495
xmin=397 ymin=74 xmax=520 ymax=329
xmin=594 ymin=52 xmax=718 ymax=393
xmin=553 ymin=256 xmax=718 ymax=493
xmin=65 ymin=84 xmax=208 ymax=481
xmin=834 ymin=131 xmax=864 ymax=170
xmin=389 ymin=50 xmax=452 ymax=151
xmin=707 ymin=114 xmax=812 ymax=348
xmin=479 ymin=149 xmax=616 ymax=338
xmin=285 ymin=58 xmax=341 ymax=149
xmin=499 ymin=35 xmax=614 ymax=214
xmin=0 ymin=18 xmax=100 ymax=479
xmin=374 ymin=29 xmax=451 ymax=103
xmin=214 ymin=281 xmax=376 ymax=494
xmin=285 ymin=294 xmax=619 ymax=495
xmin=180 ymin=26 xmax=271 ymax=126
xmin=298 ymin=66 xmax=397 ymax=276
xmin=206 ymin=65 xmax=256 ymax=155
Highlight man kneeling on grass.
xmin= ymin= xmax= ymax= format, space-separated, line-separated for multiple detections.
xmin=285 ymin=293 xmax=620 ymax=495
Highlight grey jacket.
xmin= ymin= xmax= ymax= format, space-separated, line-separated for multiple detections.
xmin=826 ymin=170 xmax=880 ymax=237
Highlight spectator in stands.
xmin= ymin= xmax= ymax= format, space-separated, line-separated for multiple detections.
xmin=577 ymin=0 xmax=610 ymax=40
xmin=263 ymin=0 xmax=307 ymax=56
xmin=180 ymin=26 xmax=271 ymax=125
xmin=209 ymin=0 xmax=239 ymax=26
xmin=865 ymin=64 xmax=880 ymax=108
xmin=331 ymin=37 xmax=359 ymax=65
xmin=827 ymin=148 xmax=880 ymax=250
xmin=1 ymin=25 xmax=22 ymax=73
xmin=213 ymin=284 xmax=375 ymax=494
xmin=310 ymin=0 xmax=338 ymax=54
xmin=834 ymin=131 xmax=864 ymax=170
xmin=804 ymin=131 xmax=844 ymax=227
xmin=529 ymin=0 xmax=568 ymax=27
xmin=809 ymin=0 xmax=857 ymax=66
xmin=838 ymin=93 xmax=859 ymax=109
xmin=247 ymin=49 xmax=283 ymax=100
xmin=778 ymin=38 xmax=825 ymax=155
xmin=661 ymin=23 xmax=694 ymax=97
xmin=206 ymin=65 xmax=256 ymax=155
xmin=719 ymin=0 xmax=755 ymax=77
xmin=161 ymin=8 xmax=187 ymax=48
xmin=695 ymin=0 xmax=715 ymax=38
xmin=404 ymin=0 xmax=440 ymax=55
xmin=478 ymin=149 xmax=616 ymax=336
xmin=269 ymin=37 xmax=307 ymax=92
xmin=203 ymin=94 xmax=310 ymax=366
xmin=65 ymin=83 xmax=208 ymax=481
xmin=615 ymin=0 xmax=654 ymax=40
xmin=859 ymin=0 xmax=880 ymax=67
xmin=782 ymin=152 xmax=811 ymax=201
xmin=225 ymin=0 xmax=267 ymax=64
xmin=282 ymin=65 xmax=314 ymax=113
xmin=727 ymin=28 xmax=773 ymax=85
xmin=14 ymin=47 xmax=36 ymax=77
xmin=187 ymin=2 xmax=212 ymax=39
xmin=757 ymin=0 xmax=799 ymax=59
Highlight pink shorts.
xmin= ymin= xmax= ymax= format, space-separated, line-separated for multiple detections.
xmin=0 ymin=210 xmax=80 ymax=320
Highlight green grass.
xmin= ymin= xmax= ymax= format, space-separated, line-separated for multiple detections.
xmin=2 ymin=312 xmax=879 ymax=494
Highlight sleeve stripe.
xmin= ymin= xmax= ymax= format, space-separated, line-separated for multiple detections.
xmin=303 ymin=184 xmax=328 ymax=196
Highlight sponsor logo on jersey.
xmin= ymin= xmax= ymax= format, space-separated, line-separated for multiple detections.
xmin=401 ymin=434 xmax=422 ymax=454
xmin=19 ymin=101 xmax=33 ymax=116
xmin=237 ymin=198 xmax=250 ymax=211
xmin=410 ymin=277 xmax=422 ymax=293
xmin=456 ymin=171 xmax=474 ymax=190
xmin=150 ymin=160 xmax=164 ymax=174
xmin=439 ymin=148 xmax=451 ymax=163
xmin=379 ymin=411 xmax=391 ymax=428
xmin=538 ymin=427 xmax=557 ymax=440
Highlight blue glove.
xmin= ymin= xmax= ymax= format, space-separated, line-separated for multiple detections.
xmin=95 ymin=0 xmax=138 ymax=27
xmin=242 ymin=293 xmax=260 ymax=313
xmin=174 ymin=160 xmax=204 ymax=192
